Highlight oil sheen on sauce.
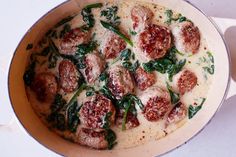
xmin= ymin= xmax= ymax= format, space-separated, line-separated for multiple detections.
xmin=26 ymin=0 xmax=214 ymax=149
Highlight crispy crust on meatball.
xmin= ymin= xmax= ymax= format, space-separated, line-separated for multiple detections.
xmin=59 ymin=28 xmax=90 ymax=55
xmin=134 ymin=67 xmax=156 ymax=90
xmin=102 ymin=31 xmax=127 ymax=59
xmin=177 ymin=69 xmax=197 ymax=95
xmin=108 ymin=65 xmax=135 ymax=99
xmin=138 ymin=24 xmax=171 ymax=60
xmin=59 ymin=60 xmax=79 ymax=93
xmin=77 ymin=128 xmax=108 ymax=149
xmin=31 ymin=72 xmax=58 ymax=102
xmin=79 ymin=94 xmax=116 ymax=131
xmin=143 ymin=96 xmax=171 ymax=121
xmin=172 ymin=21 xmax=200 ymax=54
xmin=131 ymin=5 xmax=154 ymax=31
xmin=166 ymin=102 xmax=187 ymax=125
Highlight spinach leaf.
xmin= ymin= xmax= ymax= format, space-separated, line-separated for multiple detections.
xmin=76 ymin=56 xmax=86 ymax=69
xmin=26 ymin=43 xmax=33 ymax=50
xmin=102 ymin=112 xmax=112 ymax=130
xmin=76 ymin=40 xmax=97 ymax=56
xmin=165 ymin=9 xmax=187 ymax=25
xmin=122 ymin=60 xmax=140 ymax=72
xmin=105 ymin=129 xmax=117 ymax=150
xmin=23 ymin=61 xmax=36 ymax=86
xmin=67 ymin=101 xmax=81 ymax=132
xmin=59 ymin=24 xmax=71 ymax=38
xmin=100 ymin=20 xmax=133 ymax=46
xmin=50 ymin=94 xmax=67 ymax=113
xmin=51 ymin=113 xmax=66 ymax=131
xmin=81 ymin=3 xmax=103 ymax=28
xmin=122 ymin=100 xmax=131 ymax=130
xmin=99 ymin=71 xmax=108 ymax=82
xmin=55 ymin=15 xmax=74 ymax=28
xmin=188 ymin=98 xmax=206 ymax=119
xmin=120 ymin=49 xmax=131 ymax=61
xmin=166 ymin=83 xmax=180 ymax=104
xmin=63 ymin=83 xmax=87 ymax=112
xmin=143 ymin=54 xmax=186 ymax=82
xmin=101 ymin=6 xmax=120 ymax=26
xmin=99 ymin=85 xmax=115 ymax=100
xmin=86 ymin=86 xmax=95 ymax=97
xmin=129 ymin=29 xmax=137 ymax=36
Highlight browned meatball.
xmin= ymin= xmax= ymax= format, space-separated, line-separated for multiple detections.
xmin=131 ymin=5 xmax=154 ymax=31
xmin=79 ymin=94 xmax=116 ymax=131
xmin=101 ymin=31 xmax=127 ymax=59
xmin=80 ymin=53 xmax=105 ymax=84
xmin=58 ymin=60 xmax=79 ymax=93
xmin=140 ymin=87 xmax=171 ymax=122
xmin=134 ymin=67 xmax=156 ymax=91
xmin=172 ymin=21 xmax=200 ymax=54
xmin=177 ymin=69 xmax=197 ymax=95
xmin=77 ymin=128 xmax=108 ymax=149
xmin=138 ymin=24 xmax=171 ymax=60
xmin=59 ymin=28 xmax=90 ymax=55
xmin=31 ymin=72 xmax=58 ymax=102
xmin=108 ymin=65 xmax=135 ymax=99
xmin=166 ymin=102 xmax=187 ymax=125
xmin=115 ymin=109 xmax=140 ymax=129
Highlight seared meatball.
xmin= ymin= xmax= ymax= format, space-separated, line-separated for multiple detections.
xmin=166 ymin=102 xmax=187 ymax=125
xmin=116 ymin=109 xmax=140 ymax=129
xmin=172 ymin=21 xmax=200 ymax=54
xmin=79 ymin=94 xmax=116 ymax=131
xmin=108 ymin=65 xmax=135 ymax=99
xmin=140 ymin=87 xmax=171 ymax=121
xmin=101 ymin=31 xmax=127 ymax=59
xmin=77 ymin=128 xmax=108 ymax=149
xmin=134 ymin=67 xmax=156 ymax=90
xmin=59 ymin=60 xmax=80 ymax=93
xmin=59 ymin=28 xmax=90 ymax=55
xmin=80 ymin=53 xmax=105 ymax=84
xmin=31 ymin=72 xmax=58 ymax=102
xmin=131 ymin=5 xmax=154 ymax=31
xmin=173 ymin=69 xmax=198 ymax=95
xmin=138 ymin=24 xmax=171 ymax=60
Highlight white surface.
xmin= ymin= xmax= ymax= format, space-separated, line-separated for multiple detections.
xmin=1 ymin=0 xmax=236 ymax=157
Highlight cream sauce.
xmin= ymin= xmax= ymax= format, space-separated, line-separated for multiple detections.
xmin=26 ymin=0 xmax=214 ymax=150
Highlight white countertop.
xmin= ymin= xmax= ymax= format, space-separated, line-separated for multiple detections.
xmin=1 ymin=0 xmax=236 ymax=156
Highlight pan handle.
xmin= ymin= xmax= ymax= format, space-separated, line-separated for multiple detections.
xmin=211 ymin=17 xmax=236 ymax=99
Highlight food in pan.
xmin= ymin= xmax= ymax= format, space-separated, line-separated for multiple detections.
xmin=23 ymin=1 xmax=214 ymax=150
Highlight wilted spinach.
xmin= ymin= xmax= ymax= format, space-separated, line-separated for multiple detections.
xmin=165 ymin=9 xmax=187 ymax=25
xmin=105 ymin=129 xmax=117 ymax=149
xmin=67 ymin=101 xmax=82 ymax=132
xmin=101 ymin=6 xmax=120 ymax=26
xmin=81 ymin=3 xmax=103 ymax=28
xmin=59 ymin=24 xmax=71 ymax=38
xmin=100 ymin=20 xmax=133 ymax=46
xmin=23 ymin=60 xmax=36 ymax=86
xmin=166 ymin=83 xmax=180 ymax=104
xmin=188 ymin=98 xmax=206 ymax=119
xmin=143 ymin=46 xmax=186 ymax=81
xmin=55 ymin=15 xmax=75 ymax=28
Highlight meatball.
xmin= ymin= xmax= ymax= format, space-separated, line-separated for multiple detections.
xmin=79 ymin=94 xmax=116 ymax=131
xmin=116 ymin=109 xmax=140 ymax=129
xmin=131 ymin=5 xmax=154 ymax=31
xmin=172 ymin=21 xmax=200 ymax=54
xmin=108 ymin=65 xmax=135 ymax=99
xmin=138 ymin=24 xmax=171 ymax=60
xmin=166 ymin=102 xmax=187 ymax=125
xmin=59 ymin=28 xmax=90 ymax=55
xmin=173 ymin=69 xmax=198 ymax=95
xmin=134 ymin=67 xmax=156 ymax=90
xmin=31 ymin=72 xmax=58 ymax=102
xmin=101 ymin=31 xmax=127 ymax=59
xmin=80 ymin=53 xmax=105 ymax=84
xmin=77 ymin=128 xmax=108 ymax=149
xmin=140 ymin=87 xmax=171 ymax=121
xmin=58 ymin=60 xmax=80 ymax=93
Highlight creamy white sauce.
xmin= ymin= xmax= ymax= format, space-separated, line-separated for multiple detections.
xmin=26 ymin=0 xmax=214 ymax=150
